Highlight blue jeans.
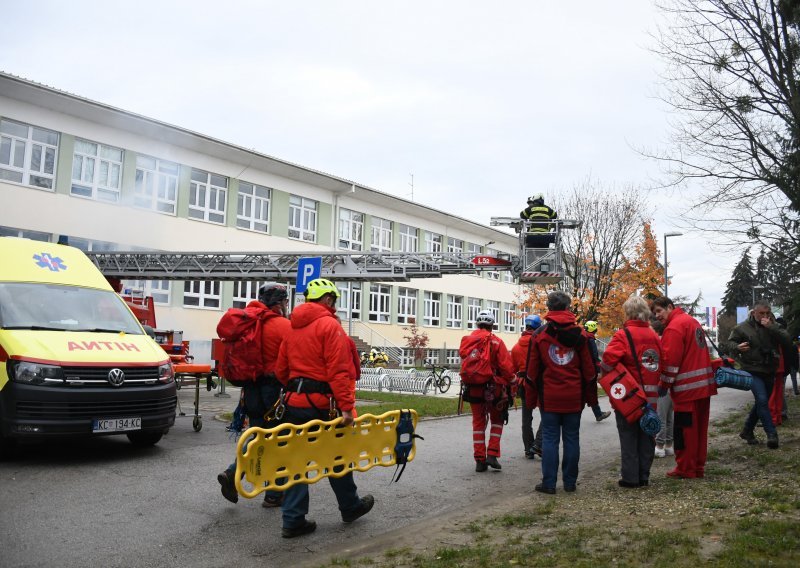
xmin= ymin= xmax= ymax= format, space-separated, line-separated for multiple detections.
xmin=226 ymin=381 xmax=283 ymax=500
xmin=540 ymin=411 xmax=581 ymax=489
xmin=744 ymin=373 xmax=776 ymax=436
xmin=280 ymin=406 xmax=362 ymax=529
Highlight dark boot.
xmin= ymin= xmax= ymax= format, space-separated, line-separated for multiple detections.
xmin=485 ymin=455 xmax=501 ymax=470
xmin=767 ymin=432 xmax=779 ymax=449
xmin=739 ymin=429 xmax=758 ymax=445
xmin=475 ymin=460 xmax=488 ymax=472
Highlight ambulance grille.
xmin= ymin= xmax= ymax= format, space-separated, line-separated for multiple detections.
xmin=60 ymin=366 xmax=161 ymax=385
xmin=16 ymin=396 xmax=178 ymax=419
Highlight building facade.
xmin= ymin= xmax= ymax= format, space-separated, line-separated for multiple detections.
xmin=0 ymin=72 xmax=523 ymax=366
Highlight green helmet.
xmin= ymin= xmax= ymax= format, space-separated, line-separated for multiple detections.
xmin=584 ymin=320 xmax=598 ymax=333
xmin=304 ymin=278 xmax=340 ymax=301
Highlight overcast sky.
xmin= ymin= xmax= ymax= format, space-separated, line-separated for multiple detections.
xmin=0 ymin=0 xmax=744 ymax=312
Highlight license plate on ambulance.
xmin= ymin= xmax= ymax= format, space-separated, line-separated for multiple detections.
xmin=92 ymin=417 xmax=142 ymax=433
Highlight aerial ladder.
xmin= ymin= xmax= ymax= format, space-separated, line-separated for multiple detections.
xmin=86 ymin=219 xmax=578 ymax=285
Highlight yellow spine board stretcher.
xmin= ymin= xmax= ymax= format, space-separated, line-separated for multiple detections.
xmin=235 ymin=409 xmax=418 ymax=498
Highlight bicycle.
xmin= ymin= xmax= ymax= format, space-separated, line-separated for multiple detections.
xmin=424 ymin=363 xmax=452 ymax=394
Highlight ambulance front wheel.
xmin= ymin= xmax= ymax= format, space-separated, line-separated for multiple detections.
xmin=193 ymin=417 xmax=202 ymax=432
xmin=127 ymin=431 xmax=164 ymax=447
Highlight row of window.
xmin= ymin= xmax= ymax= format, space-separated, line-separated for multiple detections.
xmin=1 ymin=117 xmax=514 ymax=272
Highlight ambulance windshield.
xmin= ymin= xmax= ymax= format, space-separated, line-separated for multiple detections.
xmin=0 ymin=282 xmax=143 ymax=334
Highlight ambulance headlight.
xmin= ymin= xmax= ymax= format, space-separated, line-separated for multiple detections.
xmin=158 ymin=362 xmax=174 ymax=383
xmin=9 ymin=361 xmax=64 ymax=385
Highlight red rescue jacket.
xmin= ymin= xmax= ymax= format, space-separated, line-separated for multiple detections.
xmin=526 ymin=311 xmax=596 ymax=413
xmin=660 ymin=307 xmax=717 ymax=403
xmin=601 ymin=319 xmax=663 ymax=409
xmin=275 ymin=301 xmax=357 ymax=413
xmin=511 ymin=330 xmax=533 ymax=374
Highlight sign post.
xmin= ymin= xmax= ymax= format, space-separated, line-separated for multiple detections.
xmin=296 ymin=257 xmax=322 ymax=294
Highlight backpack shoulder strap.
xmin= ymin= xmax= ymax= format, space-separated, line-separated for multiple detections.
xmin=623 ymin=327 xmax=644 ymax=385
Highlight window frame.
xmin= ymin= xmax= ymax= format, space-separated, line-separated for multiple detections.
xmin=503 ymin=304 xmax=517 ymax=333
xmin=467 ymin=297 xmax=482 ymax=330
xmin=446 ymin=294 xmax=463 ymax=329
xmin=424 ymin=231 xmax=443 ymax=254
xmin=398 ymin=224 xmax=418 ymax=253
xmin=183 ymin=280 xmax=222 ymax=310
xmin=288 ymin=195 xmax=318 ymax=243
xmin=134 ymin=154 xmax=179 ymax=215
xmin=486 ymin=300 xmax=500 ymax=331
xmin=338 ymin=208 xmax=364 ymax=251
xmin=396 ymin=287 xmax=418 ymax=325
xmin=237 ymin=181 xmax=271 ymax=233
xmin=70 ymin=139 xmax=124 ymax=202
xmin=423 ymin=291 xmax=441 ymax=327
xmin=370 ymin=216 xmax=392 ymax=253
xmin=188 ymin=168 xmax=228 ymax=224
xmin=0 ymin=118 xmax=59 ymax=190
xmin=368 ymin=283 xmax=391 ymax=323
xmin=232 ymin=281 xmax=262 ymax=309
xmin=336 ymin=282 xmax=362 ymax=321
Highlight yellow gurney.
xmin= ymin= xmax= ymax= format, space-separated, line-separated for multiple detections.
xmin=235 ymin=409 xmax=419 ymax=498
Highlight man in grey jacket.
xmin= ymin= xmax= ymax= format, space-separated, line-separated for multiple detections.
xmin=726 ymin=300 xmax=792 ymax=448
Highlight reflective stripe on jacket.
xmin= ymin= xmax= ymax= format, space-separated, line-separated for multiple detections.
xmin=660 ymin=307 xmax=717 ymax=402
xmin=520 ymin=204 xmax=557 ymax=232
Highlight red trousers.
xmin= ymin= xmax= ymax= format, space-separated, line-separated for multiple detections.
xmin=769 ymin=374 xmax=783 ymax=427
xmin=672 ymin=397 xmax=710 ymax=478
xmin=470 ymin=401 xmax=504 ymax=461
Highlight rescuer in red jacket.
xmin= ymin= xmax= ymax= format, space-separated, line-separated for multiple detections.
xmin=526 ymin=291 xmax=596 ymax=494
xmin=512 ymin=314 xmax=544 ymax=458
xmin=459 ymin=310 xmax=516 ymax=472
xmin=217 ymin=283 xmax=291 ymax=508
xmin=274 ymin=278 xmax=374 ymax=538
xmin=651 ymin=296 xmax=717 ymax=479
xmin=601 ymin=295 xmax=663 ymax=488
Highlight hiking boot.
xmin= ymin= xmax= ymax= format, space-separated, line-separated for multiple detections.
xmin=524 ymin=451 xmax=536 ymax=459
xmin=596 ymin=411 xmax=612 ymax=422
xmin=262 ymin=494 xmax=283 ymax=508
xmin=654 ymin=445 xmax=666 ymax=458
xmin=618 ymin=480 xmax=638 ymax=489
xmin=639 ymin=480 xmax=650 ymax=487
xmin=217 ymin=470 xmax=238 ymax=504
xmin=281 ymin=520 xmax=316 ymax=538
xmin=486 ymin=456 xmax=502 ymax=470
xmin=535 ymin=483 xmax=556 ymax=495
xmin=530 ymin=445 xmax=542 ymax=457
xmin=564 ymin=485 xmax=576 ymax=493
xmin=767 ymin=433 xmax=779 ymax=449
xmin=739 ymin=429 xmax=759 ymax=445
xmin=342 ymin=495 xmax=374 ymax=523
xmin=475 ymin=460 xmax=488 ymax=472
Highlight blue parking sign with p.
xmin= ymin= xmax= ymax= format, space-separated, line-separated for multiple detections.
xmin=296 ymin=257 xmax=322 ymax=294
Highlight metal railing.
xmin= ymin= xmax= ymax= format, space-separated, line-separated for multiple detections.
xmin=347 ymin=321 xmax=403 ymax=362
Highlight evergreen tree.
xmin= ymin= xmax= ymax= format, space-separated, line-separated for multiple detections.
xmin=721 ymin=249 xmax=755 ymax=317
xmin=753 ymin=248 xmax=772 ymax=302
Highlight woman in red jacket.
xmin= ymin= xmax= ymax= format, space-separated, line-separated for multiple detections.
xmin=601 ymin=295 xmax=662 ymax=488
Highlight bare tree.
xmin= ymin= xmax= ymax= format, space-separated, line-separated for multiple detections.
xmin=555 ymin=180 xmax=648 ymax=321
xmin=652 ymin=0 xmax=800 ymax=326
xmin=653 ymin=0 xmax=800 ymax=213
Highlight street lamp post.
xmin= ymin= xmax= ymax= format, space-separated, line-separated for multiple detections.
xmin=664 ymin=232 xmax=683 ymax=298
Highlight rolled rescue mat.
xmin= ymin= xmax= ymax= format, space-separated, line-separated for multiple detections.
xmin=639 ymin=404 xmax=662 ymax=437
xmin=714 ymin=367 xmax=753 ymax=391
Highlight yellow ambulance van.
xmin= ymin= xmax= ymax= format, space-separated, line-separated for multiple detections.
xmin=0 ymin=238 xmax=177 ymax=455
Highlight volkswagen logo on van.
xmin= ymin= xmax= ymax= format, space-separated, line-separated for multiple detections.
xmin=107 ymin=368 xmax=125 ymax=387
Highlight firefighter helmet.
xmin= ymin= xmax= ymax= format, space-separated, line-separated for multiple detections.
xmin=304 ymin=278 xmax=340 ymax=301
xmin=527 ymin=194 xmax=544 ymax=204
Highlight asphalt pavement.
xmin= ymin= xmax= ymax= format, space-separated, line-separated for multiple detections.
xmin=0 ymin=381 xmax=754 ymax=568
